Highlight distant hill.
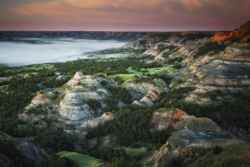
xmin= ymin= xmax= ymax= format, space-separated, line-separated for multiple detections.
xmin=0 ymin=31 xmax=147 ymax=42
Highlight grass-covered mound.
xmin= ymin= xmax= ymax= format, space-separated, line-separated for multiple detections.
xmin=87 ymin=108 xmax=169 ymax=147
xmin=111 ymin=74 xmax=138 ymax=83
xmin=160 ymin=86 xmax=250 ymax=138
xmin=189 ymin=144 xmax=250 ymax=167
xmin=0 ymin=74 xmax=67 ymax=135
xmin=196 ymin=41 xmax=226 ymax=56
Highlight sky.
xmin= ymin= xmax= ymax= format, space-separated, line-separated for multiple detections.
xmin=0 ymin=0 xmax=250 ymax=31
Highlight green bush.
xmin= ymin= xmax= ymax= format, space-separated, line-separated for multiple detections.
xmin=87 ymin=107 xmax=170 ymax=148
xmin=54 ymin=57 xmax=148 ymax=75
xmin=107 ymin=87 xmax=133 ymax=105
xmin=126 ymin=66 xmax=177 ymax=78
xmin=90 ymin=147 xmax=127 ymax=161
xmin=0 ymin=74 xmax=66 ymax=135
xmin=110 ymin=109 xmax=152 ymax=146
xmin=189 ymin=144 xmax=250 ymax=167
xmin=34 ymin=128 xmax=78 ymax=153
xmin=111 ymin=157 xmax=140 ymax=167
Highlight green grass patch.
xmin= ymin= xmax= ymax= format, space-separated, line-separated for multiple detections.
xmin=123 ymin=147 xmax=148 ymax=158
xmin=54 ymin=57 xmax=149 ymax=75
xmin=111 ymin=157 xmax=140 ymax=167
xmin=126 ymin=66 xmax=177 ymax=78
xmin=111 ymin=74 xmax=138 ymax=83
xmin=0 ymin=64 xmax=57 ymax=77
xmin=56 ymin=151 xmax=102 ymax=167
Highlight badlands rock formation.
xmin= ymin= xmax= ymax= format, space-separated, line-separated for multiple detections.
xmin=26 ymin=91 xmax=50 ymax=109
xmin=150 ymin=109 xmax=221 ymax=132
xmin=132 ymin=23 xmax=250 ymax=106
xmin=124 ymin=78 xmax=168 ymax=107
xmin=185 ymin=44 xmax=250 ymax=104
xmin=21 ymin=71 xmax=168 ymax=133
xmin=58 ymin=72 xmax=169 ymax=123
xmin=80 ymin=112 xmax=114 ymax=130
xmin=57 ymin=72 xmax=116 ymax=124
xmin=20 ymin=72 xmax=118 ymax=132
xmin=149 ymin=110 xmax=243 ymax=167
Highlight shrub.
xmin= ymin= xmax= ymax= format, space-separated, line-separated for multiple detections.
xmin=87 ymin=107 xmax=170 ymax=149
xmin=189 ymin=144 xmax=250 ymax=167
xmin=197 ymin=42 xmax=226 ymax=56
xmin=107 ymin=87 xmax=133 ymax=105
xmin=111 ymin=157 xmax=140 ymax=167
xmin=110 ymin=108 xmax=152 ymax=146
xmin=0 ymin=74 xmax=66 ymax=135
xmin=34 ymin=128 xmax=78 ymax=153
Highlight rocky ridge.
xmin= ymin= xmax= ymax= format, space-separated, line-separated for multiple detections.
xmin=185 ymin=44 xmax=250 ymax=105
xmin=129 ymin=23 xmax=250 ymax=106
xmin=149 ymin=110 xmax=243 ymax=167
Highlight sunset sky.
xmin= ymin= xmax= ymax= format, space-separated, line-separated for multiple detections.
xmin=0 ymin=0 xmax=250 ymax=31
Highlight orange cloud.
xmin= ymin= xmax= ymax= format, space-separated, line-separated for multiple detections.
xmin=13 ymin=1 xmax=74 ymax=17
xmin=14 ymin=0 xmax=165 ymax=17
xmin=110 ymin=0 xmax=163 ymax=10
xmin=6 ymin=0 xmax=250 ymax=31
xmin=64 ymin=0 xmax=113 ymax=8
xmin=12 ymin=0 xmax=168 ymax=28
xmin=179 ymin=0 xmax=234 ymax=11
xmin=180 ymin=0 xmax=203 ymax=10
xmin=11 ymin=0 xmax=167 ymax=30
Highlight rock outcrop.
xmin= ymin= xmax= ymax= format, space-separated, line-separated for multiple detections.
xmin=150 ymin=109 xmax=221 ymax=132
xmin=149 ymin=110 xmax=243 ymax=167
xmin=26 ymin=91 xmax=50 ymax=109
xmin=124 ymin=78 xmax=168 ymax=107
xmin=185 ymin=44 xmax=250 ymax=105
xmin=211 ymin=32 xmax=235 ymax=42
xmin=136 ymin=21 xmax=250 ymax=106
xmin=59 ymin=72 xmax=116 ymax=123
xmin=20 ymin=72 xmax=118 ymax=133
xmin=80 ymin=112 xmax=114 ymax=130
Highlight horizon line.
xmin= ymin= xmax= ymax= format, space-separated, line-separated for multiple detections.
xmin=0 ymin=28 xmax=233 ymax=33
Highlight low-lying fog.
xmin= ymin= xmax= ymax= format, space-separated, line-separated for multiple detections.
xmin=0 ymin=38 xmax=126 ymax=67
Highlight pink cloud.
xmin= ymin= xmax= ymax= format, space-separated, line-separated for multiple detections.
xmin=181 ymin=0 xmax=203 ymax=10
xmin=2 ymin=0 xmax=250 ymax=31
xmin=13 ymin=1 xmax=76 ymax=17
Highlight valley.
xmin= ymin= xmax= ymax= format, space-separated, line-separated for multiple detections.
xmin=0 ymin=21 xmax=250 ymax=167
